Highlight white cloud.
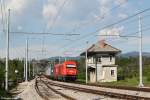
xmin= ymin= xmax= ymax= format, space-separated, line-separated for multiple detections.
xmin=42 ymin=0 xmax=128 ymax=31
xmin=6 ymin=0 xmax=28 ymax=13
xmin=97 ymin=0 xmax=112 ymax=16
xmin=99 ymin=26 xmax=124 ymax=39
xmin=43 ymin=4 xmax=57 ymax=19
xmin=100 ymin=26 xmax=124 ymax=35
xmin=0 ymin=0 xmax=28 ymax=28
xmin=42 ymin=3 xmax=57 ymax=27
xmin=42 ymin=0 xmax=67 ymax=28
xmin=97 ymin=0 xmax=128 ymax=17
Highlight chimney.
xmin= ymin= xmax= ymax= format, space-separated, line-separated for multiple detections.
xmin=99 ymin=40 xmax=106 ymax=48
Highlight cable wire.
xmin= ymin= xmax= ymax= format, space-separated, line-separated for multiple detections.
xmin=49 ymin=0 xmax=69 ymax=31
xmin=10 ymin=31 xmax=80 ymax=36
xmin=60 ymin=7 xmax=150 ymax=52
xmin=64 ymin=0 xmax=129 ymax=35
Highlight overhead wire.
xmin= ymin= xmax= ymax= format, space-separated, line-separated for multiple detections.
xmin=63 ymin=25 xmax=150 ymax=56
xmin=41 ymin=0 xmax=59 ymax=59
xmin=7 ymin=1 xmax=150 ymax=59
xmin=61 ymin=13 xmax=150 ymax=57
xmin=86 ymin=27 xmax=150 ymax=54
xmin=60 ymin=7 xmax=150 ymax=53
xmin=64 ymin=0 xmax=129 ymax=35
xmin=54 ymin=0 xmax=130 ymax=56
xmin=49 ymin=0 xmax=69 ymax=31
xmin=55 ymin=0 xmax=130 ymax=54
xmin=10 ymin=31 xmax=80 ymax=36
xmin=11 ymin=0 xmax=129 ymax=58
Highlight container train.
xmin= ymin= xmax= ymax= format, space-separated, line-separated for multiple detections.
xmin=53 ymin=61 xmax=77 ymax=81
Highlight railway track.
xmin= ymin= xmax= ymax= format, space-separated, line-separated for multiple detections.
xmin=42 ymin=76 xmax=150 ymax=100
xmin=35 ymin=77 xmax=48 ymax=100
xmin=87 ymin=83 xmax=150 ymax=93
xmin=45 ymin=75 xmax=150 ymax=93
xmin=35 ymin=76 xmax=76 ymax=100
xmin=41 ymin=80 xmax=76 ymax=100
xmin=69 ymin=80 xmax=150 ymax=93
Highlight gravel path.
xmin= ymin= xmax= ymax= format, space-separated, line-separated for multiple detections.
xmin=15 ymin=79 xmax=43 ymax=100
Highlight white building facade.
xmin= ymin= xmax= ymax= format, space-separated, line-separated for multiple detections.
xmin=81 ymin=40 xmax=121 ymax=83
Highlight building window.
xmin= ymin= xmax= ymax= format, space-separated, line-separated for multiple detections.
xmin=110 ymin=56 xmax=112 ymax=62
xmin=111 ymin=70 xmax=115 ymax=76
xmin=97 ymin=57 xmax=101 ymax=63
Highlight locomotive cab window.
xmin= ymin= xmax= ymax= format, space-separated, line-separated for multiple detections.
xmin=66 ymin=64 xmax=76 ymax=68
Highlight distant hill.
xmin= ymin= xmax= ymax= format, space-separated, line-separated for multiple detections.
xmin=48 ymin=56 xmax=81 ymax=61
xmin=46 ymin=51 xmax=150 ymax=60
xmin=120 ymin=51 xmax=150 ymax=58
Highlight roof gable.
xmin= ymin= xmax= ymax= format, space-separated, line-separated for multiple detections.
xmin=80 ymin=40 xmax=121 ymax=56
xmin=88 ymin=41 xmax=120 ymax=52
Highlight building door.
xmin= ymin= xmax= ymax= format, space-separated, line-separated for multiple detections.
xmin=89 ymin=68 xmax=96 ymax=83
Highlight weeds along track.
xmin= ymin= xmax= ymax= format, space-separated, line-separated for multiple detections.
xmin=42 ymin=77 xmax=150 ymax=100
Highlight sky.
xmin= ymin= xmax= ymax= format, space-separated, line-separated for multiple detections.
xmin=0 ymin=0 xmax=150 ymax=59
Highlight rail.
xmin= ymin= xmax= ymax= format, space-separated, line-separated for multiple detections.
xmin=35 ymin=76 xmax=76 ymax=100
xmin=43 ymin=78 xmax=150 ymax=100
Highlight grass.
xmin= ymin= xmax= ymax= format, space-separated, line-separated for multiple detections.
xmin=0 ymin=83 xmax=18 ymax=98
xmin=0 ymin=89 xmax=12 ymax=98
xmin=97 ymin=77 xmax=150 ymax=87
xmin=76 ymin=78 xmax=86 ymax=83
xmin=77 ymin=77 xmax=150 ymax=87
xmin=98 ymin=78 xmax=139 ymax=87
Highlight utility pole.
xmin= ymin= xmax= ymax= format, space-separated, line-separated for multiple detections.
xmin=29 ymin=59 xmax=30 ymax=79
xmin=24 ymin=58 xmax=25 ymax=79
xmin=25 ymin=38 xmax=28 ymax=82
xmin=5 ymin=9 xmax=10 ymax=91
xmin=32 ymin=62 xmax=34 ymax=77
xmin=139 ymin=15 xmax=144 ymax=87
xmin=95 ymin=15 xmax=144 ymax=87
xmin=24 ymin=41 xmax=26 ymax=80
xmin=85 ymin=41 xmax=88 ymax=84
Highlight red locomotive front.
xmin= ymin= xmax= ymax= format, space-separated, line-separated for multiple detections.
xmin=53 ymin=61 xmax=77 ymax=81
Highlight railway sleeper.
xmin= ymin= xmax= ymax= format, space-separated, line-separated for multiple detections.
xmin=46 ymin=81 xmax=150 ymax=100
xmin=41 ymin=80 xmax=76 ymax=100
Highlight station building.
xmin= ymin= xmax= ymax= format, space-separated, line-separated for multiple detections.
xmin=81 ymin=40 xmax=121 ymax=83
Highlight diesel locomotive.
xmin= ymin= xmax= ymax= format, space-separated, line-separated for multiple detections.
xmin=53 ymin=61 xmax=77 ymax=81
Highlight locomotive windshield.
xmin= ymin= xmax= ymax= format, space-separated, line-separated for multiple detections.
xmin=66 ymin=64 xmax=76 ymax=68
